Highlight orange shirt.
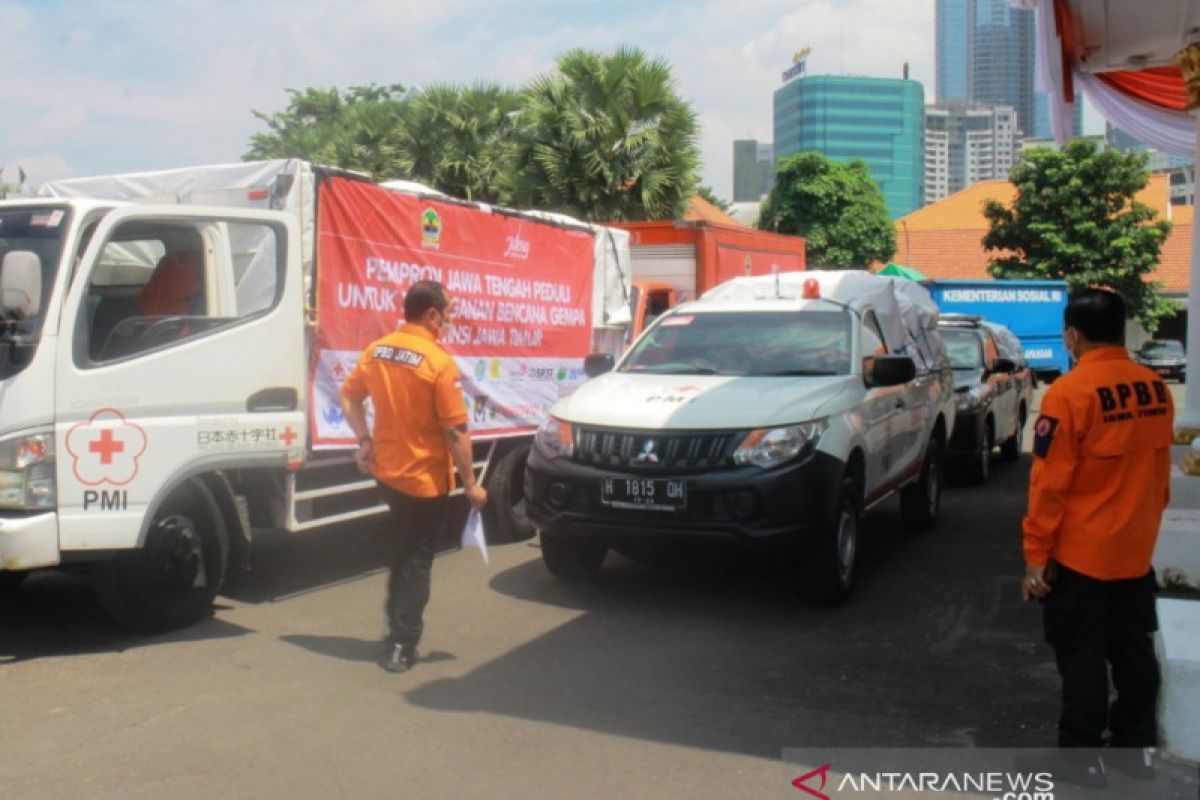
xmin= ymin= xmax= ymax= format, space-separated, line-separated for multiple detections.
xmin=1022 ymin=346 xmax=1174 ymax=579
xmin=340 ymin=324 xmax=468 ymax=497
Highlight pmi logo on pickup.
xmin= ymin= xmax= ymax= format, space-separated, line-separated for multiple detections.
xmin=83 ymin=489 xmax=128 ymax=511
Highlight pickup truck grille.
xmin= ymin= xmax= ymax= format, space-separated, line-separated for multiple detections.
xmin=573 ymin=427 xmax=738 ymax=471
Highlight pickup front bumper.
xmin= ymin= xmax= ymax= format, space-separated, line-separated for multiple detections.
xmin=0 ymin=511 xmax=60 ymax=571
xmin=525 ymin=447 xmax=845 ymax=549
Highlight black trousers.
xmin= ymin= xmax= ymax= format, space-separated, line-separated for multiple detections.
xmin=377 ymin=483 xmax=452 ymax=649
xmin=1042 ymin=563 xmax=1160 ymax=748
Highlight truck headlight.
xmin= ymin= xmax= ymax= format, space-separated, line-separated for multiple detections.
xmin=0 ymin=431 xmax=56 ymax=511
xmin=733 ymin=420 xmax=828 ymax=469
xmin=955 ymin=385 xmax=991 ymax=411
xmin=534 ymin=417 xmax=574 ymax=459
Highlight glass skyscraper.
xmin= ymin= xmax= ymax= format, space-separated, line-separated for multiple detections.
xmin=774 ymin=75 xmax=925 ymax=219
xmin=936 ymin=0 xmax=1041 ymax=138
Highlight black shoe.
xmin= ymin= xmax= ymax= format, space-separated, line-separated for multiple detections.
xmin=1106 ymin=747 xmax=1157 ymax=781
xmin=1015 ymin=750 xmax=1107 ymax=790
xmin=380 ymin=643 xmax=418 ymax=673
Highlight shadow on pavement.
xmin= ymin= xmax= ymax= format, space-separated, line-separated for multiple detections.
xmin=405 ymin=455 xmax=1057 ymax=759
xmin=280 ymin=634 xmax=457 ymax=666
xmin=0 ymin=570 xmax=252 ymax=663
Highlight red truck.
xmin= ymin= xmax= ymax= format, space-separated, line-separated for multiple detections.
xmin=612 ymin=218 xmax=807 ymax=337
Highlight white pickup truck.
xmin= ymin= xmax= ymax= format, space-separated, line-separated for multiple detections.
xmin=525 ymin=270 xmax=955 ymax=605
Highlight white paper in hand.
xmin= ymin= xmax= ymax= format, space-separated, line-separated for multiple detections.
xmin=460 ymin=509 xmax=489 ymax=564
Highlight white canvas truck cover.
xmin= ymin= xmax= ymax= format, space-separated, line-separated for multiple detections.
xmin=700 ymin=270 xmax=947 ymax=369
xmin=40 ymin=159 xmax=316 ymax=316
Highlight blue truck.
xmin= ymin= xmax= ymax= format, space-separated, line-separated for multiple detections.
xmin=924 ymin=279 xmax=1071 ymax=379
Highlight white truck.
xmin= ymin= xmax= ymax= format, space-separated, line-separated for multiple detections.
xmin=525 ymin=270 xmax=955 ymax=605
xmin=0 ymin=160 xmax=631 ymax=630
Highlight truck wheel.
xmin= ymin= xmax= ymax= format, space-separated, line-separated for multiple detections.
xmin=966 ymin=419 xmax=993 ymax=484
xmin=1000 ymin=407 xmax=1026 ymax=462
xmin=901 ymin=434 xmax=943 ymax=531
xmin=0 ymin=571 xmax=29 ymax=594
xmin=539 ymin=530 xmax=606 ymax=582
xmin=482 ymin=445 xmax=536 ymax=544
xmin=798 ymin=477 xmax=860 ymax=606
xmin=94 ymin=480 xmax=229 ymax=633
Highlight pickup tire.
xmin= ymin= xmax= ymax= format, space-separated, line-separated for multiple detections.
xmin=482 ymin=445 xmax=536 ymax=544
xmin=1000 ymin=406 xmax=1026 ymax=462
xmin=901 ymin=434 xmax=944 ymax=531
xmin=94 ymin=480 xmax=229 ymax=633
xmin=798 ymin=477 xmax=860 ymax=606
xmin=539 ymin=530 xmax=606 ymax=582
xmin=966 ymin=418 xmax=994 ymax=484
xmin=0 ymin=571 xmax=28 ymax=594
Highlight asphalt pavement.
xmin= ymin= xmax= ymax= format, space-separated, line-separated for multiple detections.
xmin=0 ymin=383 xmax=1188 ymax=798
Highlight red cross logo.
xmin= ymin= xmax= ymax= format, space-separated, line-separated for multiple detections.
xmin=89 ymin=429 xmax=125 ymax=464
xmin=279 ymin=426 xmax=298 ymax=446
xmin=65 ymin=408 xmax=147 ymax=487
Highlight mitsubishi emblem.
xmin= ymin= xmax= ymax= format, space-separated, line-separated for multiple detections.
xmin=635 ymin=439 xmax=659 ymax=464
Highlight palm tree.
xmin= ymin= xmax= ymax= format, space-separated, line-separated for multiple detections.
xmin=508 ymin=46 xmax=701 ymax=222
xmin=395 ymin=83 xmax=521 ymax=202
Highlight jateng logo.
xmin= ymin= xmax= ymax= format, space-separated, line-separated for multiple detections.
xmin=421 ymin=208 xmax=442 ymax=249
xmin=503 ymin=234 xmax=530 ymax=260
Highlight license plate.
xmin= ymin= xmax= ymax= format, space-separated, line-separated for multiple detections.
xmin=1156 ymin=368 xmax=1172 ymax=375
xmin=600 ymin=477 xmax=686 ymax=511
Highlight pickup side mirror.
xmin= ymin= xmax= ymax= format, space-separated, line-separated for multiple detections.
xmin=0 ymin=251 xmax=43 ymax=320
xmin=990 ymin=357 xmax=1016 ymax=375
xmin=870 ymin=355 xmax=916 ymax=387
xmin=584 ymin=352 xmax=615 ymax=378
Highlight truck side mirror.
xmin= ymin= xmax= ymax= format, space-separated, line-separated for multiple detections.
xmin=0 ymin=251 xmax=43 ymax=320
xmin=870 ymin=355 xmax=916 ymax=387
xmin=584 ymin=352 xmax=615 ymax=378
xmin=990 ymin=357 xmax=1016 ymax=374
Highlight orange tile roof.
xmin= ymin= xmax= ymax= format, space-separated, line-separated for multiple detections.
xmin=894 ymin=174 xmax=1191 ymax=293
xmin=684 ymin=195 xmax=745 ymax=227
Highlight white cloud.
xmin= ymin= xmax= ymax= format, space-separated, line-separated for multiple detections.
xmin=0 ymin=0 xmax=939 ymax=199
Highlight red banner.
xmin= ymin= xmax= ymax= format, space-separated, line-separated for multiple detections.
xmin=311 ymin=177 xmax=596 ymax=445
xmin=715 ymin=244 xmax=806 ymax=285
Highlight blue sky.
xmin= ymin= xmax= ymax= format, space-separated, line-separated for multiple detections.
xmin=1 ymin=0 xmax=1094 ymax=199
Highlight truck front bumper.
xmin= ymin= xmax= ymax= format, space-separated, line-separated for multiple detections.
xmin=525 ymin=447 xmax=845 ymax=549
xmin=948 ymin=406 xmax=987 ymax=458
xmin=0 ymin=511 xmax=60 ymax=571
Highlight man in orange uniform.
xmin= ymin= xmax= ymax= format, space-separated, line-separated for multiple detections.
xmin=340 ymin=281 xmax=487 ymax=673
xmin=1022 ymin=289 xmax=1174 ymax=782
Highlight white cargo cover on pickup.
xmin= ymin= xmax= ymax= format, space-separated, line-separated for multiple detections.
xmin=701 ymin=269 xmax=947 ymax=370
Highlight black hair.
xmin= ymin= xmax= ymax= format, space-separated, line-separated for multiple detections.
xmin=1064 ymin=288 xmax=1125 ymax=345
xmin=404 ymin=280 xmax=448 ymax=321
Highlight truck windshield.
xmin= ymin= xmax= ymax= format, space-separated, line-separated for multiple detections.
xmin=1142 ymin=340 xmax=1183 ymax=356
xmin=0 ymin=206 xmax=69 ymax=378
xmin=941 ymin=328 xmax=984 ymax=370
xmin=619 ymin=310 xmax=852 ymax=377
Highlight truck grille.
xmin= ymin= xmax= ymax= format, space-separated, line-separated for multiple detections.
xmin=573 ymin=427 xmax=738 ymax=471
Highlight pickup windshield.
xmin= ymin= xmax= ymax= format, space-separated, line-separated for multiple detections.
xmin=619 ymin=309 xmax=852 ymax=377
xmin=941 ymin=328 xmax=984 ymax=370
xmin=1141 ymin=341 xmax=1183 ymax=356
xmin=0 ymin=206 xmax=69 ymax=378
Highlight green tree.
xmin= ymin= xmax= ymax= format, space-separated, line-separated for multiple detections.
xmin=508 ymin=46 xmax=701 ymax=222
xmin=983 ymin=139 xmax=1174 ymax=330
xmin=757 ymin=152 xmax=895 ymax=268
xmin=394 ymin=83 xmax=521 ymax=203
xmin=245 ymin=84 xmax=409 ymax=179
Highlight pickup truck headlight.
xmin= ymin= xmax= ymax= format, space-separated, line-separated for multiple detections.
xmin=534 ymin=416 xmax=574 ymax=458
xmin=733 ymin=420 xmax=828 ymax=469
xmin=0 ymin=431 xmax=56 ymax=511
xmin=955 ymin=385 xmax=991 ymax=412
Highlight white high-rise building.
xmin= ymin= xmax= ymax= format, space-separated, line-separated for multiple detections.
xmin=925 ymin=104 xmax=1019 ymax=203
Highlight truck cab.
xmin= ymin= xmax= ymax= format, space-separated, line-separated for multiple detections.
xmin=0 ymin=198 xmax=306 ymax=629
xmin=525 ymin=271 xmax=955 ymax=605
